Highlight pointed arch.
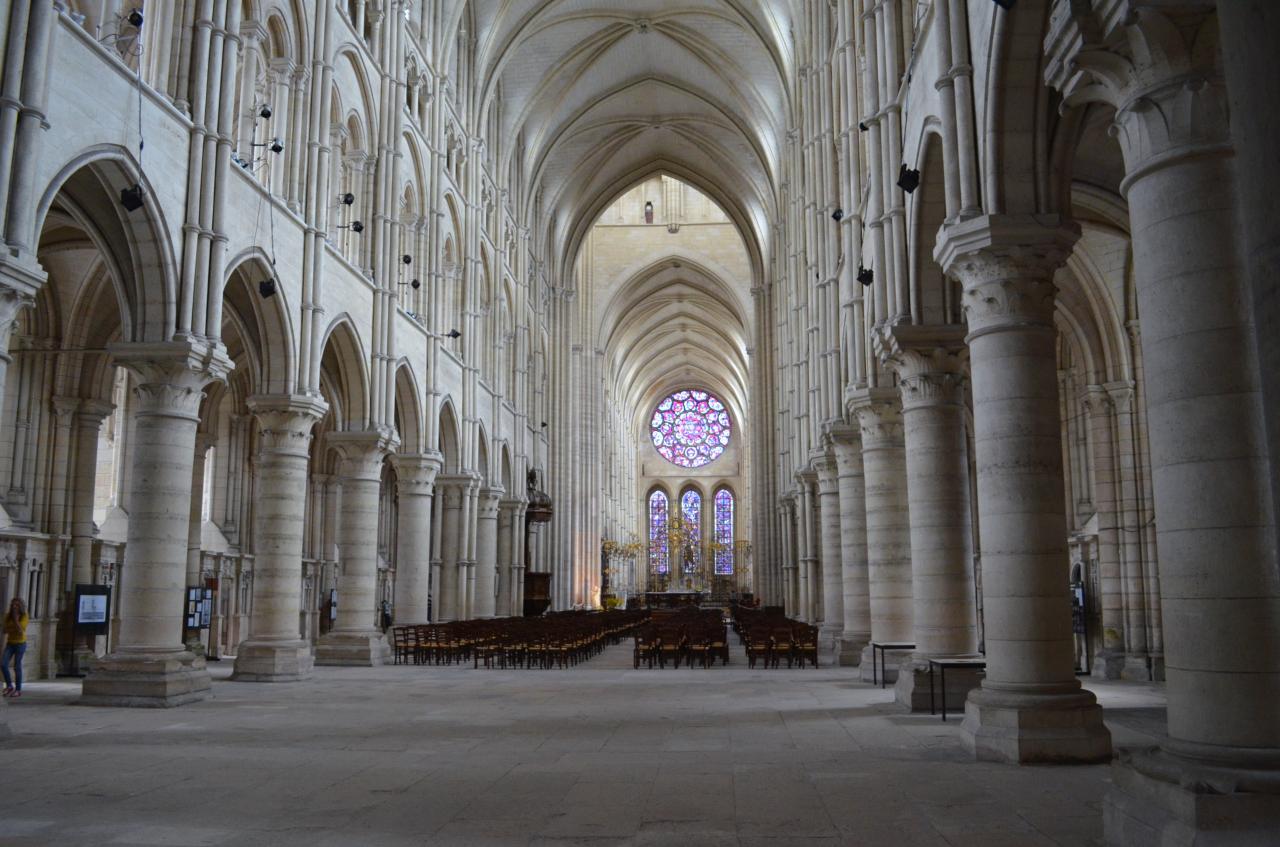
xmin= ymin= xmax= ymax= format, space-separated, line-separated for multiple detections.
xmin=438 ymin=397 xmax=461 ymax=474
xmin=318 ymin=314 xmax=370 ymax=431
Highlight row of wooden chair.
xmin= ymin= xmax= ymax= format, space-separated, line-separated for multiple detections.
xmin=391 ymin=610 xmax=648 ymax=669
xmin=732 ymin=605 xmax=821 ymax=668
xmin=633 ymin=608 xmax=731 ymax=669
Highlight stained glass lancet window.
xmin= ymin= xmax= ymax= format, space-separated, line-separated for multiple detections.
xmin=650 ymin=389 xmax=731 ymax=468
xmin=714 ymin=488 xmax=734 ymax=575
xmin=648 ymin=490 xmax=669 ymax=574
xmin=680 ymin=489 xmax=701 ymax=573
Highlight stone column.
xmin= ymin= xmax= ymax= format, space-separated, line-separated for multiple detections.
xmin=829 ymin=423 xmax=870 ymax=665
xmin=496 ymin=499 xmax=520 ymax=616
xmin=390 ymin=452 xmax=441 ymax=625
xmin=314 ymin=429 xmax=397 ymax=666
xmin=850 ymin=389 xmax=913 ymax=681
xmin=473 ymin=487 xmax=502 ymax=618
xmin=68 ymin=401 xmax=113 ymax=669
xmin=884 ymin=328 xmax=980 ymax=711
xmin=434 ymin=475 xmax=466 ymax=621
xmin=813 ymin=454 xmax=844 ymax=655
xmin=185 ymin=433 xmax=215 ymax=588
xmin=232 ymin=395 xmax=327 ymax=681
xmin=796 ymin=474 xmax=819 ymax=622
xmin=778 ymin=498 xmax=797 ymax=615
xmin=0 ymin=275 xmax=37 ymax=529
xmin=936 ymin=215 xmax=1110 ymax=763
xmin=1046 ymin=4 xmax=1279 ymax=832
xmin=81 ymin=341 xmax=231 ymax=706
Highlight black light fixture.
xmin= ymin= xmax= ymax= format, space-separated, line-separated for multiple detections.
xmin=337 ymin=220 xmax=364 ymax=233
xmin=858 ymin=121 xmax=869 ymax=132
xmin=410 ymin=278 xmax=421 ymax=290
xmin=126 ymin=9 xmax=143 ymax=27
xmin=120 ymin=184 xmax=144 ymax=212
xmin=540 ymin=421 xmax=548 ymax=428
xmin=446 ymin=329 xmax=461 ymax=339
xmin=402 ymin=254 xmax=412 ymax=265
xmin=897 ymin=163 xmax=921 ymax=193
xmin=258 ymin=277 xmax=277 ymax=298
xmin=339 ymin=192 xmax=355 ymax=206
xmin=857 ymin=265 xmax=874 ymax=286
xmin=269 ymin=137 xmax=283 ymax=153
xmin=259 ymin=104 xmax=273 ymax=119
xmin=992 ymin=0 xmax=1014 ymax=8
xmin=831 ymin=208 xmax=844 ymax=222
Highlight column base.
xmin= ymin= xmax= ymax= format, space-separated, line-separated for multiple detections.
xmin=893 ymin=658 xmax=984 ymax=713
xmin=819 ymin=624 xmax=842 ymax=659
xmin=835 ymin=634 xmax=868 ymax=666
xmin=230 ymin=639 xmax=314 ymax=681
xmin=1104 ymin=747 xmax=1280 ymax=846
xmin=80 ymin=650 xmax=212 ymax=707
xmin=313 ymin=630 xmax=390 ymax=667
xmin=859 ymin=644 xmax=912 ymax=683
xmin=960 ymin=684 xmax=1112 ymax=764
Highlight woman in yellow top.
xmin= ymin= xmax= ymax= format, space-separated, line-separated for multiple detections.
xmin=2 ymin=597 xmax=28 ymax=698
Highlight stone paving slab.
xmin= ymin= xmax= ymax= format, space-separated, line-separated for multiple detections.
xmin=0 ymin=642 xmax=1166 ymax=846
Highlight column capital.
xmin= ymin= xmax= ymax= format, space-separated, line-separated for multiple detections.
xmin=328 ymin=428 xmax=398 ymax=480
xmin=0 ymin=256 xmax=45 ymax=351
xmin=1044 ymin=1 xmax=1228 ymax=183
xmin=51 ymin=395 xmax=81 ymax=422
xmin=76 ymin=399 xmax=115 ymax=427
xmin=108 ymin=340 xmax=234 ymax=420
xmin=847 ymin=387 xmax=905 ymax=450
xmin=477 ymin=488 xmax=503 ymax=517
xmin=935 ymin=215 xmax=1078 ymax=339
xmin=813 ymin=455 xmax=839 ymax=495
xmin=391 ymin=451 xmax=442 ymax=494
xmin=880 ymin=325 xmax=970 ymax=409
xmin=248 ymin=394 xmax=328 ymax=458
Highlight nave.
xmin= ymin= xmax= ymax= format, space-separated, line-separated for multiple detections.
xmin=0 ymin=642 xmax=1167 ymax=847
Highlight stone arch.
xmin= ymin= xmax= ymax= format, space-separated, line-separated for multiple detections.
xmin=222 ymin=248 xmax=297 ymax=396
xmin=392 ymin=361 xmax=424 ymax=454
xmin=908 ymin=129 xmax=958 ymax=325
xmin=317 ymin=314 xmax=370 ymax=431
xmin=438 ymin=399 xmax=461 ymax=474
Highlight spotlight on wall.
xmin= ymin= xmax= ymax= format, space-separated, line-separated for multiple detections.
xmin=402 ymin=254 xmax=412 ymax=265
xmin=410 ymin=278 xmax=421 ymax=290
xmin=446 ymin=329 xmax=461 ymax=339
xmin=339 ymin=192 xmax=355 ymax=206
xmin=127 ymin=9 xmax=144 ymax=28
xmin=258 ymin=277 xmax=278 ymax=299
xmin=857 ymin=265 xmax=874 ymax=286
xmin=897 ymin=164 xmax=921 ymax=193
xmin=338 ymin=220 xmax=364 ymax=233
xmin=259 ymin=104 xmax=273 ymax=119
xmin=269 ymin=137 xmax=284 ymax=153
xmin=858 ymin=121 xmax=869 ymax=132
xmin=831 ymin=208 xmax=844 ymax=222
xmin=541 ymin=421 xmax=548 ymax=428
xmin=120 ymin=184 xmax=144 ymax=212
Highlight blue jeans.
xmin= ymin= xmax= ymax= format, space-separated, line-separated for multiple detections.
xmin=2 ymin=642 xmax=25 ymax=691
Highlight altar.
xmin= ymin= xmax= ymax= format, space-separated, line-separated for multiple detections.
xmin=645 ymin=590 xmax=705 ymax=609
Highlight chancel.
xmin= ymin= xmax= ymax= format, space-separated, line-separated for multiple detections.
xmin=0 ymin=1 xmax=1276 ymax=845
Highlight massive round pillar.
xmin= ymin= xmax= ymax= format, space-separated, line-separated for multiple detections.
xmin=829 ymin=423 xmax=870 ymax=665
xmin=390 ymin=452 xmax=441 ymax=625
xmin=937 ymin=216 xmax=1110 ymax=763
xmin=473 ymin=487 xmax=502 ymax=618
xmin=813 ymin=455 xmax=844 ymax=655
xmin=232 ymin=395 xmax=327 ymax=681
xmin=81 ymin=341 xmax=231 ymax=706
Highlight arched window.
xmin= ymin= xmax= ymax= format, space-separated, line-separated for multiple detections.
xmin=648 ymin=490 xmax=669 ymax=575
xmin=714 ymin=488 xmax=734 ymax=575
xmin=650 ymin=389 xmax=732 ymax=468
xmin=680 ymin=488 xmax=701 ymax=573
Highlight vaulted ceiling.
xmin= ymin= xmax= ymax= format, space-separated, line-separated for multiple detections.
xmin=453 ymin=0 xmax=795 ymax=274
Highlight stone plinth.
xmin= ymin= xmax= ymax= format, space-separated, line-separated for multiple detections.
xmin=80 ymin=650 xmax=211 ymax=707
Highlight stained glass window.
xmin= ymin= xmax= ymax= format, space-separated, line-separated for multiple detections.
xmin=714 ymin=488 xmax=734 ymax=575
xmin=649 ymin=389 xmax=731 ymax=468
xmin=680 ymin=489 xmax=701 ymax=573
xmin=648 ymin=490 xmax=669 ymax=574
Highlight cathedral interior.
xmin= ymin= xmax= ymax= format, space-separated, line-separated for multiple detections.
xmin=0 ymin=1 xmax=1277 ymax=845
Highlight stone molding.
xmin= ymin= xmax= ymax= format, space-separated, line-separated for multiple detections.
xmin=879 ymin=325 xmax=970 ymax=410
xmin=248 ymin=394 xmax=328 ymax=459
xmin=813 ymin=455 xmax=839 ymax=495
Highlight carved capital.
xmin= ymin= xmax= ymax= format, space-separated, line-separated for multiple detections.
xmin=849 ymin=389 xmax=905 ymax=451
xmin=879 ymin=325 xmax=969 ymax=409
xmin=935 ymin=215 xmax=1078 ymax=340
xmin=813 ymin=455 xmax=839 ymax=495
xmin=391 ymin=451 xmax=442 ymax=495
xmin=76 ymin=399 xmax=115 ymax=429
xmin=1045 ymin=1 xmax=1228 ymax=181
xmin=328 ymin=428 xmax=398 ymax=481
xmin=477 ymin=487 xmax=503 ymax=518
xmin=108 ymin=340 xmax=234 ymax=421
xmin=248 ymin=394 xmax=328 ymax=459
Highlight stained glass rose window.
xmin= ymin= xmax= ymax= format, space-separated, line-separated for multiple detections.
xmin=649 ymin=389 xmax=731 ymax=468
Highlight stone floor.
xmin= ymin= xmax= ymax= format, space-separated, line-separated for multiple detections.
xmin=0 ymin=641 xmax=1168 ymax=847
